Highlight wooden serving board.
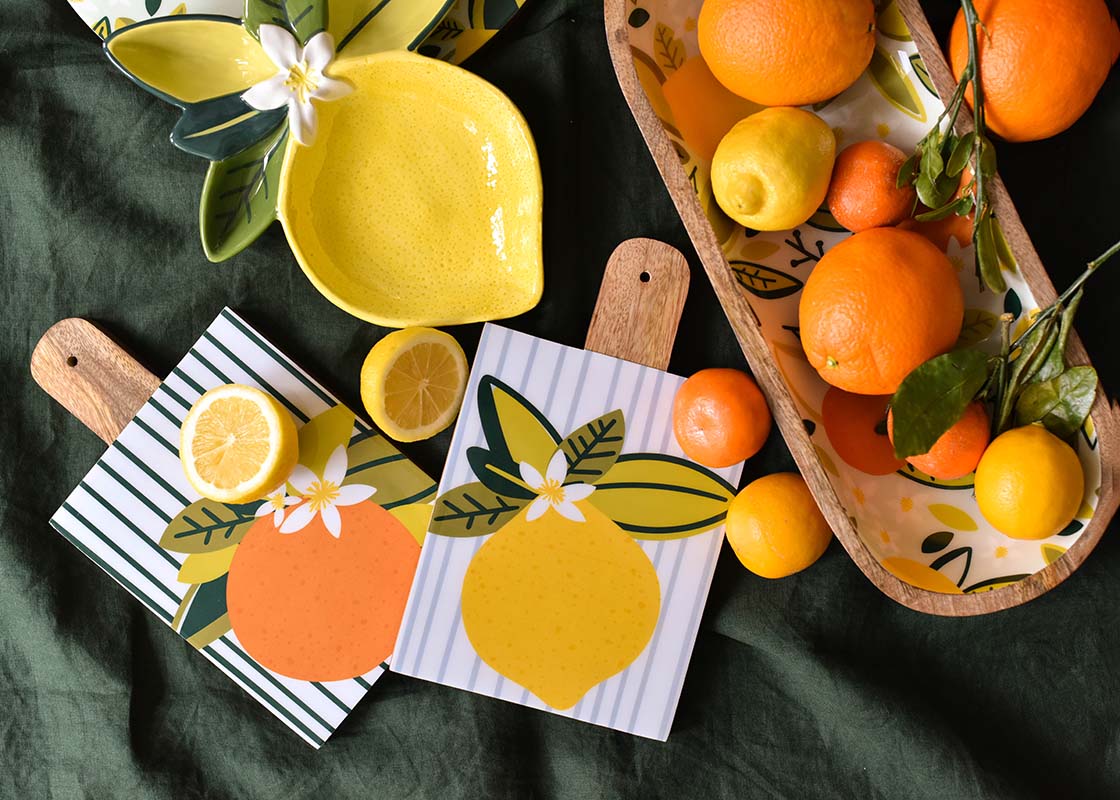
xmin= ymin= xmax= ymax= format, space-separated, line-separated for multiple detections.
xmin=604 ymin=0 xmax=1120 ymax=615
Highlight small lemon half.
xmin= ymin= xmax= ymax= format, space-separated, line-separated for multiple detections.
xmin=360 ymin=327 xmax=469 ymax=442
xmin=711 ymin=107 xmax=836 ymax=231
xmin=180 ymin=384 xmax=299 ymax=504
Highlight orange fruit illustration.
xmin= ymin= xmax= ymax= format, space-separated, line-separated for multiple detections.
xmin=826 ymin=140 xmax=917 ymax=232
xmin=227 ymin=501 xmax=420 ymax=681
xmin=798 ymin=227 xmax=964 ymax=395
xmin=948 ymin=0 xmax=1120 ymax=142
xmin=662 ymin=56 xmax=765 ymax=162
xmin=821 ymin=387 xmax=904 ymax=476
xmin=673 ymin=368 xmax=772 ymax=468
xmin=888 ymin=401 xmax=989 ymax=480
xmin=725 ymin=473 xmax=832 ymax=579
xmin=698 ymin=0 xmax=876 ymax=106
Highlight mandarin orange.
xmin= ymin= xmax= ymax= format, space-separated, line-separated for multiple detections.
xmin=827 ymin=141 xmax=917 ymax=232
xmin=698 ymin=0 xmax=876 ymax=106
xmin=888 ymin=401 xmax=990 ymax=480
xmin=673 ymin=368 xmax=771 ymax=468
xmin=821 ymin=387 xmax=905 ymax=476
xmin=798 ymin=228 xmax=963 ymax=395
xmin=948 ymin=0 xmax=1120 ymax=142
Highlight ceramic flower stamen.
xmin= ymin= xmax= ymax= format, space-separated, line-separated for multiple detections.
xmin=281 ymin=445 xmax=376 ymax=536
xmin=254 ymin=485 xmax=301 ymax=526
xmin=519 ymin=450 xmax=596 ymax=523
xmin=242 ymin=25 xmax=351 ymax=146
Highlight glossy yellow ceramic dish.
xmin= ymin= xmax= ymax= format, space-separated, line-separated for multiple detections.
xmin=278 ymin=51 xmax=543 ymax=328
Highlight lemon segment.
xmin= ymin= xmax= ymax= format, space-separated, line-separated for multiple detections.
xmin=180 ymin=384 xmax=299 ymax=504
xmin=711 ymin=107 xmax=836 ymax=231
xmin=360 ymin=328 xmax=469 ymax=442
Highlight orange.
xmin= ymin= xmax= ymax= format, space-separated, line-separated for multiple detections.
xmin=226 ymin=501 xmax=420 ymax=681
xmin=888 ymin=401 xmax=990 ymax=480
xmin=798 ymin=227 xmax=964 ymax=395
xmin=662 ymin=56 xmax=765 ymax=162
xmin=826 ymin=141 xmax=917 ymax=232
xmin=725 ymin=473 xmax=832 ymax=579
xmin=673 ymin=368 xmax=771 ymax=468
xmin=698 ymin=0 xmax=876 ymax=106
xmin=821 ymin=387 xmax=904 ymax=476
xmin=948 ymin=0 xmax=1120 ymax=142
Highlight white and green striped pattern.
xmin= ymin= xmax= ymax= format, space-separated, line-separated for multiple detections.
xmin=50 ymin=308 xmax=409 ymax=748
xmin=392 ymin=325 xmax=743 ymax=741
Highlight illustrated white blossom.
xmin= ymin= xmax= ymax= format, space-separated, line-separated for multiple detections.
xmin=520 ymin=450 xmax=596 ymax=523
xmin=280 ymin=445 xmax=376 ymax=537
xmin=241 ymin=24 xmax=352 ymax=147
xmin=254 ymin=485 xmax=301 ymax=526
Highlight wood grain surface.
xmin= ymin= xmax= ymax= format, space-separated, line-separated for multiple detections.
xmin=586 ymin=237 xmax=690 ymax=370
xmin=604 ymin=0 xmax=1120 ymax=615
xmin=30 ymin=318 xmax=159 ymax=445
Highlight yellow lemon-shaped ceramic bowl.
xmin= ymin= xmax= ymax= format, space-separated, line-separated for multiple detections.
xmin=278 ymin=50 xmax=543 ymax=328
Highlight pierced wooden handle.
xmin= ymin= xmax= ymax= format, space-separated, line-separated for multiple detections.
xmin=585 ymin=238 xmax=690 ymax=370
xmin=30 ymin=318 xmax=160 ymax=445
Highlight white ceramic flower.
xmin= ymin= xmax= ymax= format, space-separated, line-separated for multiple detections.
xmin=280 ymin=445 xmax=376 ymax=537
xmin=254 ymin=485 xmax=301 ymax=527
xmin=241 ymin=24 xmax=352 ymax=147
xmin=519 ymin=450 xmax=596 ymax=523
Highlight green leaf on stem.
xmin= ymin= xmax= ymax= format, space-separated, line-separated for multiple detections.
xmin=897 ymin=153 xmax=919 ymax=188
xmin=890 ymin=349 xmax=991 ymax=459
xmin=1014 ymin=366 xmax=1098 ymax=440
xmin=915 ymin=195 xmax=973 ymax=223
xmin=979 ymin=136 xmax=997 ymax=178
xmin=1032 ymin=290 xmax=1083 ymax=384
xmin=976 ymin=216 xmax=1007 ymax=293
xmin=992 ymin=218 xmax=1018 ymax=274
xmin=946 ymin=131 xmax=976 ymax=178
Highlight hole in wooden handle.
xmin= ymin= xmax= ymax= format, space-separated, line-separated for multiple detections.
xmin=639 ymin=271 xmax=651 ymax=283
xmin=66 ymin=356 xmax=78 ymax=368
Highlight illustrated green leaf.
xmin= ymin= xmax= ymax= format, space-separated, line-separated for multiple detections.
xmin=1014 ymin=366 xmax=1097 ymax=440
xmin=731 ymin=261 xmax=804 ymax=299
xmin=1004 ymin=288 xmax=1023 ymax=319
xmin=173 ymin=574 xmax=231 ymax=648
xmin=343 ymin=431 xmax=436 ymax=508
xmin=890 ymin=349 xmax=991 ymax=458
xmin=928 ymin=503 xmax=978 ymax=531
xmin=200 ymin=124 xmax=288 ymax=263
xmin=171 ymin=94 xmax=286 ymax=162
xmin=1032 ymin=290 xmax=1083 ymax=384
xmin=560 ymin=411 xmax=625 ymax=484
xmin=588 ymin=454 xmax=735 ymax=538
xmin=177 ymin=547 xmax=237 ymax=584
xmin=868 ymin=46 xmax=926 ymax=122
xmin=909 ymin=53 xmax=936 ymax=96
xmin=429 ymin=483 xmax=526 ymax=537
xmin=476 ymin=376 xmax=561 ymax=475
xmin=806 ymin=208 xmax=847 ymax=233
xmin=161 ymin=500 xmax=259 ymax=554
xmin=467 ymin=447 xmax=535 ymax=499
xmin=298 ymin=405 xmax=356 ymax=479
xmin=921 ymin=530 xmax=954 ymax=554
xmin=878 ymin=1 xmax=912 ymax=41
xmin=653 ymin=23 xmax=685 ymax=72
xmin=244 ymin=0 xmax=327 ymax=45
xmin=145 ymin=0 xmax=162 ymax=16
xmin=956 ymin=308 xmax=998 ymax=347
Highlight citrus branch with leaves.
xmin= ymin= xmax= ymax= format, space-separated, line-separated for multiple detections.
xmin=897 ymin=0 xmax=1016 ymax=292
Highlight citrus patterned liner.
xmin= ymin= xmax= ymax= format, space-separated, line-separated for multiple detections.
xmin=621 ymin=0 xmax=1102 ymax=595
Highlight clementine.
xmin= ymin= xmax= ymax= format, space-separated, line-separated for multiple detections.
xmin=948 ymin=0 xmax=1120 ymax=142
xmin=827 ymin=141 xmax=917 ymax=232
xmin=821 ymin=387 xmax=904 ymax=476
xmin=798 ymin=227 xmax=964 ymax=395
xmin=226 ymin=501 xmax=420 ymax=681
xmin=888 ymin=400 xmax=989 ymax=480
xmin=698 ymin=0 xmax=876 ymax=106
xmin=673 ymin=368 xmax=771 ymax=468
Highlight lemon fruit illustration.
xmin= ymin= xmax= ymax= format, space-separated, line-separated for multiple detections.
xmin=461 ymin=503 xmax=661 ymax=710
xmin=431 ymin=377 xmax=736 ymax=710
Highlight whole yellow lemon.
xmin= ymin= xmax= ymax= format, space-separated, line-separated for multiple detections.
xmin=975 ymin=425 xmax=1084 ymax=540
xmin=711 ymin=107 xmax=836 ymax=231
xmin=725 ymin=472 xmax=832 ymax=578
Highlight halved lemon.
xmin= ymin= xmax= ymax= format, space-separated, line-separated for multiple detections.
xmin=180 ymin=384 xmax=299 ymax=503
xmin=360 ymin=328 xmax=469 ymax=442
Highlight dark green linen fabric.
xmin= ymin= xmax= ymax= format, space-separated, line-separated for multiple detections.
xmin=3 ymin=0 xmax=1119 ymax=796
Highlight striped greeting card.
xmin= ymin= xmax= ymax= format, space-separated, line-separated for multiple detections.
xmin=50 ymin=308 xmax=436 ymax=747
xmin=393 ymin=324 xmax=743 ymax=740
